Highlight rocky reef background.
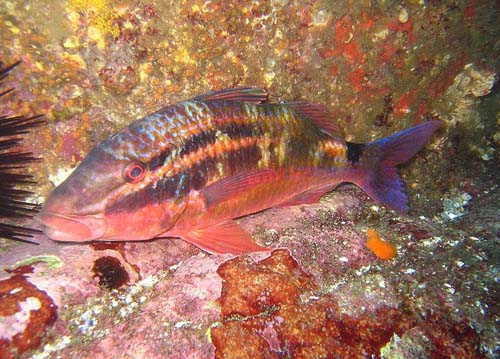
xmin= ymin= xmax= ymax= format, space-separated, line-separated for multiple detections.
xmin=0 ymin=0 xmax=499 ymax=358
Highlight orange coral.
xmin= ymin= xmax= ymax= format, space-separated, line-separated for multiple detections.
xmin=365 ymin=229 xmax=396 ymax=260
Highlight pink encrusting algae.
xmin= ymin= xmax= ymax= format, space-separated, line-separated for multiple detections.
xmin=1 ymin=0 xmax=499 ymax=357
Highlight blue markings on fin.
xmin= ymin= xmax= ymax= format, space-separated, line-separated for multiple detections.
xmin=357 ymin=120 xmax=442 ymax=212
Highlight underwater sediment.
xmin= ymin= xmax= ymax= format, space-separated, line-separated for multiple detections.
xmin=0 ymin=0 xmax=499 ymax=358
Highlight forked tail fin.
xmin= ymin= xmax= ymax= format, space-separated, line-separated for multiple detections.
xmin=349 ymin=120 xmax=442 ymax=212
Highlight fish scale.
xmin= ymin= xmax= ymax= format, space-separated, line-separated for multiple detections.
xmin=40 ymin=87 xmax=442 ymax=254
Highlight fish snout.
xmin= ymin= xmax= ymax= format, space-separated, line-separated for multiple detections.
xmin=40 ymin=192 xmax=107 ymax=242
xmin=40 ymin=212 xmax=106 ymax=242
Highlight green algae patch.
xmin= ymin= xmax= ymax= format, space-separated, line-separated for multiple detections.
xmin=12 ymin=255 xmax=64 ymax=271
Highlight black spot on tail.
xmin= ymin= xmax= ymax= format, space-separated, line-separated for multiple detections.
xmin=346 ymin=142 xmax=365 ymax=164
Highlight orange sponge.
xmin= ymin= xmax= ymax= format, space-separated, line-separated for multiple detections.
xmin=365 ymin=229 xmax=396 ymax=260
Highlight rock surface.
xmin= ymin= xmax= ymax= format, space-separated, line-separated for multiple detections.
xmin=0 ymin=0 xmax=499 ymax=358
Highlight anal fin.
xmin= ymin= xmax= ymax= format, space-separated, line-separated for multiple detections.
xmin=181 ymin=220 xmax=270 ymax=255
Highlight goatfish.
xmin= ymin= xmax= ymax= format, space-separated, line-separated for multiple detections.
xmin=40 ymin=88 xmax=441 ymax=254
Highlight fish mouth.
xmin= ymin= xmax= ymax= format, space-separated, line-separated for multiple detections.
xmin=40 ymin=212 xmax=107 ymax=242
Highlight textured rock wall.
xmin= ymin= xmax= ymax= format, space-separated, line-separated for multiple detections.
xmin=0 ymin=0 xmax=499 ymax=358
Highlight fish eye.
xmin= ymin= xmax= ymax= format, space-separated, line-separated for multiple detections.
xmin=123 ymin=162 xmax=146 ymax=184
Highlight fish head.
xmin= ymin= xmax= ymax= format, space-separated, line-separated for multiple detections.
xmin=40 ymin=127 xmax=186 ymax=242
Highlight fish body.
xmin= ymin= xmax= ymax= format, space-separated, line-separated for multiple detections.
xmin=40 ymin=88 xmax=441 ymax=254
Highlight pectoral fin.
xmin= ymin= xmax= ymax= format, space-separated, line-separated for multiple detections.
xmin=181 ymin=220 xmax=270 ymax=255
xmin=202 ymin=168 xmax=281 ymax=208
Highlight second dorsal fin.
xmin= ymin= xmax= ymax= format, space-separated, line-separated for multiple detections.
xmin=286 ymin=102 xmax=343 ymax=137
xmin=193 ymin=87 xmax=268 ymax=103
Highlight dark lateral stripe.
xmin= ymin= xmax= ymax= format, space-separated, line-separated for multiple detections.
xmin=105 ymin=171 xmax=189 ymax=214
xmin=105 ymin=183 xmax=157 ymax=214
xmin=178 ymin=121 xmax=262 ymax=158
xmin=145 ymin=121 xmax=262 ymax=171
xmin=223 ymin=143 xmax=262 ymax=177
xmin=178 ymin=130 xmax=217 ymax=158
xmin=147 ymin=148 xmax=171 ymax=171
xmin=106 ymin=143 xmax=262 ymax=215
xmin=346 ymin=142 xmax=365 ymax=164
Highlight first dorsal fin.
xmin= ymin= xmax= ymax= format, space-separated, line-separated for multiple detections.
xmin=285 ymin=102 xmax=343 ymax=137
xmin=193 ymin=87 xmax=268 ymax=104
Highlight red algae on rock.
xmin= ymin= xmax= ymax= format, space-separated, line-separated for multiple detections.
xmin=0 ymin=275 xmax=57 ymax=359
xmin=217 ymin=250 xmax=315 ymax=319
xmin=212 ymin=250 xmax=484 ymax=359
xmin=213 ymin=250 xmax=409 ymax=358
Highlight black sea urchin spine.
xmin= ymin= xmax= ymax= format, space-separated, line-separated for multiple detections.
xmin=0 ymin=61 xmax=45 ymax=244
